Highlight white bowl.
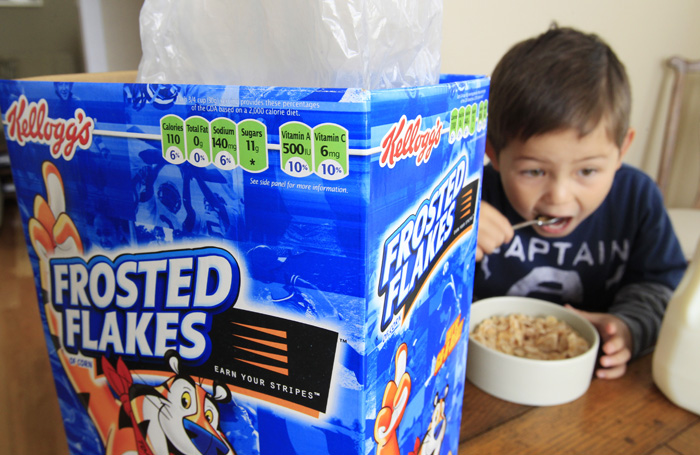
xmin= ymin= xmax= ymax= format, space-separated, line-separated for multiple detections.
xmin=466 ymin=296 xmax=600 ymax=406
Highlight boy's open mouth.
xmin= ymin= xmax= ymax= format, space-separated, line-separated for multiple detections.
xmin=536 ymin=215 xmax=572 ymax=234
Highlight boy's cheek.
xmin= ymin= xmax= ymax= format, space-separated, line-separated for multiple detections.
xmin=502 ymin=180 xmax=539 ymax=218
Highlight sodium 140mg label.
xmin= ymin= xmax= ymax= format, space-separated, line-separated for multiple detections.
xmin=211 ymin=118 xmax=238 ymax=170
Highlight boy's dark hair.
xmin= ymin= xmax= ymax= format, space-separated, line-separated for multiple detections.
xmin=487 ymin=25 xmax=631 ymax=153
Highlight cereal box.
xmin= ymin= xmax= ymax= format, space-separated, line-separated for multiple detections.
xmin=0 ymin=72 xmax=488 ymax=455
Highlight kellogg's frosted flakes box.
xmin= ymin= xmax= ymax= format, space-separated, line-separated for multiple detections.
xmin=0 ymin=72 xmax=488 ymax=455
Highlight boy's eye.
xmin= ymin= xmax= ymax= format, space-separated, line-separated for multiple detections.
xmin=579 ymin=168 xmax=598 ymax=177
xmin=521 ymin=169 xmax=544 ymax=177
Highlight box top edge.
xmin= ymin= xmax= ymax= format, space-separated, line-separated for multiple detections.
xmin=8 ymin=72 xmax=488 ymax=89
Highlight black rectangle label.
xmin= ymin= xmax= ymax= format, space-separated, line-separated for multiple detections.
xmin=193 ymin=308 xmax=338 ymax=414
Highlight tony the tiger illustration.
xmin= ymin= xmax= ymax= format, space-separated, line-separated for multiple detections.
xmin=28 ymin=161 xmax=238 ymax=455
xmin=374 ymin=343 xmax=451 ymax=455
xmin=101 ymin=351 xmax=236 ymax=455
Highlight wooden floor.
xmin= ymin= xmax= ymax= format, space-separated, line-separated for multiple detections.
xmin=0 ymin=201 xmax=69 ymax=455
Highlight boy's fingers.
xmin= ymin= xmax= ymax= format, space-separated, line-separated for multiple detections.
xmin=480 ymin=208 xmax=508 ymax=226
xmin=600 ymin=340 xmax=631 ymax=363
xmin=566 ymin=306 xmax=619 ymax=341
xmin=598 ymin=323 xmax=621 ymax=346
xmin=477 ymin=219 xmax=514 ymax=257
xmin=565 ymin=305 xmax=603 ymax=327
xmin=478 ymin=230 xmax=507 ymax=254
xmin=601 ymin=336 xmax=622 ymax=355
xmin=604 ymin=321 xmax=619 ymax=336
xmin=596 ymin=363 xmax=627 ymax=380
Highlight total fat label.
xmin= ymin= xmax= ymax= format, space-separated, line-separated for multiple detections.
xmin=186 ymin=116 xmax=212 ymax=167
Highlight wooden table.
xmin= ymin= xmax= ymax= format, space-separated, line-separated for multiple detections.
xmin=1 ymin=203 xmax=68 ymax=455
xmin=458 ymin=351 xmax=700 ymax=455
xmin=2 ymin=201 xmax=698 ymax=455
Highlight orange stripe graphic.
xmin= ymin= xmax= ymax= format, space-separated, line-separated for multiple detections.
xmin=236 ymin=346 xmax=288 ymax=364
xmin=234 ymin=335 xmax=287 ymax=352
xmin=232 ymin=322 xmax=287 ymax=339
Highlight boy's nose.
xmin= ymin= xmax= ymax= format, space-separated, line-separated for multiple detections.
xmin=544 ymin=176 xmax=572 ymax=205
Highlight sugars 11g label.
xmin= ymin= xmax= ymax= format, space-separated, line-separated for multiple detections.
xmin=239 ymin=119 xmax=268 ymax=173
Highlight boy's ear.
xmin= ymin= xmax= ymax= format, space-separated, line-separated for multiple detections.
xmin=617 ymin=128 xmax=635 ymax=167
xmin=485 ymin=140 xmax=500 ymax=171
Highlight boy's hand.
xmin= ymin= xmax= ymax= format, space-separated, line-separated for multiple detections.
xmin=565 ymin=305 xmax=633 ymax=379
xmin=476 ymin=201 xmax=514 ymax=261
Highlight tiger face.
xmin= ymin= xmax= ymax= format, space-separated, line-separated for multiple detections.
xmin=129 ymin=353 xmax=236 ymax=455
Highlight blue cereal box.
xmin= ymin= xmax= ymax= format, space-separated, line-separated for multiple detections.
xmin=0 ymin=72 xmax=488 ymax=455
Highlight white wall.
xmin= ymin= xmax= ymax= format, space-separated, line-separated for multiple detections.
xmin=0 ymin=0 xmax=82 ymax=77
xmin=77 ymin=0 xmax=143 ymax=73
xmin=441 ymin=0 xmax=700 ymax=201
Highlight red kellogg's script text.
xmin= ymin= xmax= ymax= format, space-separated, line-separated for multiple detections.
xmin=380 ymin=115 xmax=442 ymax=168
xmin=5 ymin=95 xmax=94 ymax=161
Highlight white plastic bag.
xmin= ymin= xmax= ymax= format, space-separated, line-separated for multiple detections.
xmin=136 ymin=0 xmax=443 ymax=89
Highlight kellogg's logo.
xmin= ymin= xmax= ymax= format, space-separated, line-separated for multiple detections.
xmin=4 ymin=95 xmax=94 ymax=161
xmin=379 ymin=115 xmax=442 ymax=168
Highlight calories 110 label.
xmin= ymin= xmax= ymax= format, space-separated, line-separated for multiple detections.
xmin=160 ymin=115 xmax=348 ymax=180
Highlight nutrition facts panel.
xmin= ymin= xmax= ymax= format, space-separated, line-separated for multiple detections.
xmin=160 ymin=114 xmax=349 ymax=180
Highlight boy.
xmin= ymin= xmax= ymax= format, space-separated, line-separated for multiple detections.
xmin=475 ymin=26 xmax=687 ymax=379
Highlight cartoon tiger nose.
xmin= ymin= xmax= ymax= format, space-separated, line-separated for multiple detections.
xmin=183 ymin=419 xmax=230 ymax=455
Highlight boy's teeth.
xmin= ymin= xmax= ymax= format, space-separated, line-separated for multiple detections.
xmin=548 ymin=218 xmax=569 ymax=228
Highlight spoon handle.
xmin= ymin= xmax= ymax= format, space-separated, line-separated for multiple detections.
xmin=512 ymin=216 xmax=562 ymax=230
xmin=512 ymin=219 xmax=540 ymax=230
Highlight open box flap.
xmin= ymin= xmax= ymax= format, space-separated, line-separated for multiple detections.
xmin=21 ymin=70 xmax=137 ymax=83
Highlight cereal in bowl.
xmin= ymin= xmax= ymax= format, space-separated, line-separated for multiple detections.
xmin=471 ymin=313 xmax=590 ymax=360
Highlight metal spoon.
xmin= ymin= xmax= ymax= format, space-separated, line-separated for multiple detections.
xmin=512 ymin=215 xmax=564 ymax=230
